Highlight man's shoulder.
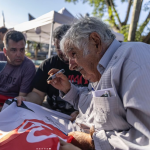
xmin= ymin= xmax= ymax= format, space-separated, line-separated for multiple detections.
xmin=21 ymin=57 xmax=36 ymax=72
xmin=44 ymin=55 xmax=60 ymax=63
xmin=40 ymin=55 xmax=61 ymax=67
xmin=114 ymin=42 xmax=150 ymax=66
xmin=23 ymin=57 xmax=35 ymax=66
xmin=117 ymin=42 xmax=149 ymax=52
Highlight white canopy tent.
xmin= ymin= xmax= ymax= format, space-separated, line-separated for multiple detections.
xmin=112 ymin=30 xmax=124 ymax=42
xmin=14 ymin=8 xmax=124 ymax=58
xmin=14 ymin=8 xmax=76 ymax=57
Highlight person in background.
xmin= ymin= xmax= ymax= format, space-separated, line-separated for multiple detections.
xmin=0 ymin=27 xmax=8 ymax=51
xmin=0 ymin=30 xmax=36 ymax=110
xmin=16 ymin=25 xmax=88 ymax=121
xmin=47 ymin=16 xmax=150 ymax=150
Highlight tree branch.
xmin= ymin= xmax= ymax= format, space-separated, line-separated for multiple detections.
xmin=105 ymin=0 xmax=120 ymax=30
xmin=110 ymin=0 xmax=122 ymax=27
xmin=143 ymin=31 xmax=150 ymax=43
xmin=138 ymin=11 xmax=150 ymax=33
xmin=108 ymin=6 xmax=120 ymax=30
xmin=122 ymin=0 xmax=132 ymax=25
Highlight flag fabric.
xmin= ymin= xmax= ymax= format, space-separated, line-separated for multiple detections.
xmin=0 ymin=99 xmax=74 ymax=150
xmin=28 ymin=13 xmax=35 ymax=21
xmin=2 ymin=11 xmax=5 ymax=27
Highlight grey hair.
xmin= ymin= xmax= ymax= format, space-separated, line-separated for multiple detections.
xmin=4 ymin=30 xmax=26 ymax=49
xmin=60 ymin=16 xmax=115 ymax=56
xmin=53 ymin=24 xmax=70 ymax=41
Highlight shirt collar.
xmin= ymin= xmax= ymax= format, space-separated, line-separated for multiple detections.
xmin=99 ymin=39 xmax=121 ymax=69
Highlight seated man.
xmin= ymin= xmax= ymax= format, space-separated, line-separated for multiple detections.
xmin=17 ymin=25 xmax=88 ymax=120
xmin=47 ymin=16 xmax=150 ymax=150
xmin=0 ymin=27 xmax=8 ymax=51
xmin=0 ymin=30 xmax=36 ymax=109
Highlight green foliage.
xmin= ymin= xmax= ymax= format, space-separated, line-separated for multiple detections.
xmin=143 ymin=1 xmax=150 ymax=11
xmin=121 ymin=0 xmax=128 ymax=2
xmin=65 ymin=0 xmax=78 ymax=4
xmin=25 ymin=52 xmax=31 ymax=57
xmin=120 ymin=24 xmax=144 ymax=42
xmin=120 ymin=25 xmax=129 ymax=42
xmin=65 ymin=0 xmax=150 ymax=42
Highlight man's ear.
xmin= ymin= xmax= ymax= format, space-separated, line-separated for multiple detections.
xmin=89 ymin=32 xmax=102 ymax=53
xmin=3 ymin=48 xmax=7 ymax=56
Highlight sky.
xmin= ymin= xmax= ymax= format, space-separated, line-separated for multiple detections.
xmin=0 ymin=0 xmax=149 ymax=29
xmin=0 ymin=0 xmax=94 ymax=28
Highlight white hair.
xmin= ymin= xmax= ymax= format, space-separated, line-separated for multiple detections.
xmin=60 ymin=16 xmax=115 ymax=56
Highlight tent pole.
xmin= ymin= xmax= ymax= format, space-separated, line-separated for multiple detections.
xmin=48 ymin=21 xmax=54 ymax=58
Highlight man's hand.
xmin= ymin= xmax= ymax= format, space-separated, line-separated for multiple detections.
xmin=68 ymin=131 xmax=94 ymax=150
xmin=15 ymin=96 xmax=26 ymax=106
xmin=47 ymin=68 xmax=71 ymax=94
xmin=59 ymin=139 xmax=81 ymax=150
xmin=70 ymin=111 xmax=79 ymax=122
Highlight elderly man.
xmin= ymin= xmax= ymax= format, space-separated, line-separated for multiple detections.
xmin=0 ymin=30 xmax=36 ymax=108
xmin=47 ymin=16 xmax=150 ymax=150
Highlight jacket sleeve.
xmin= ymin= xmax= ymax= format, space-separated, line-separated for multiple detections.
xmin=59 ymin=84 xmax=88 ymax=110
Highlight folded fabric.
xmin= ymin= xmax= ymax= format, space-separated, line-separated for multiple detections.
xmin=0 ymin=99 xmax=74 ymax=150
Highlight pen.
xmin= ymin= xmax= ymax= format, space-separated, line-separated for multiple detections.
xmin=92 ymin=88 xmax=95 ymax=91
xmin=101 ymin=91 xmax=110 ymax=97
xmin=47 ymin=69 xmax=65 ymax=81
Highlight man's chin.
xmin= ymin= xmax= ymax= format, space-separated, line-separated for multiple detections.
xmin=82 ymin=74 xmax=97 ymax=82
xmin=81 ymin=74 xmax=89 ymax=81
xmin=14 ymin=61 xmax=23 ymax=66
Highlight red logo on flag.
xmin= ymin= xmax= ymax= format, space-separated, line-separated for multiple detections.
xmin=0 ymin=119 xmax=73 ymax=150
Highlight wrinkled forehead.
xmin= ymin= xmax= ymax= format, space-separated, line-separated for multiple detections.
xmin=63 ymin=39 xmax=75 ymax=54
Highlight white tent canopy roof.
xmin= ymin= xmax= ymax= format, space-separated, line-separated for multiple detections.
xmin=14 ymin=8 xmax=76 ymax=44
xmin=58 ymin=7 xmax=74 ymax=18
xmin=112 ymin=30 xmax=124 ymax=42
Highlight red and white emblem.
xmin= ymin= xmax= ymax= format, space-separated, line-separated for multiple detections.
xmin=0 ymin=119 xmax=73 ymax=150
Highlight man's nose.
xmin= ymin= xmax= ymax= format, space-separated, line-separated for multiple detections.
xmin=16 ymin=51 xmax=22 ymax=57
xmin=69 ymin=58 xmax=77 ymax=70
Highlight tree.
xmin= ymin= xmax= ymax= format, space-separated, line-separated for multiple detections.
xmin=32 ymin=42 xmax=41 ymax=60
xmin=65 ymin=0 xmax=150 ymax=43
xmin=128 ymin=0 xmax=143 ymax=41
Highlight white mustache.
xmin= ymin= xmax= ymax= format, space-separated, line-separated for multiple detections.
xmin=75 ymin=66 xmax=83 ymax=72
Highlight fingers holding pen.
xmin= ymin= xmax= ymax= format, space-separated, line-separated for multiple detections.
xmin=47 ymin=68 xmax=71 ymax=94
xmin=48 ymin=68 xmax=59 ymax=76
xmin=48 ymin=78 xmax=58 ymax=85
xmin=47 ymin=72 xmax=67 ymax=85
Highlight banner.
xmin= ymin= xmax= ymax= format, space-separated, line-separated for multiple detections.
xmin=0 ymin=99 xmax=74 ymax=150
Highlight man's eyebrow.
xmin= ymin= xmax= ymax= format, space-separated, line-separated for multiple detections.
xmin=20 ymin=47 xmax=25 ymax=50
xmin=66 ymin=47 xmax=74 ymax=52
xmin=10 ymin=48 xmax=16 ymax=50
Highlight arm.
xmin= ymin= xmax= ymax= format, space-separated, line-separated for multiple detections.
xmin=17 ymin=88 xmax=46 ymax=106
xmin=70 ymin=110 xmax=79 ymax=122
xmin=19 ymin=92 xmax=27 ymax=97
xmin=48 ymin=68 xmax=86 ymax=119
xmin=47 ymin=68 xmax=88 ymax=110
